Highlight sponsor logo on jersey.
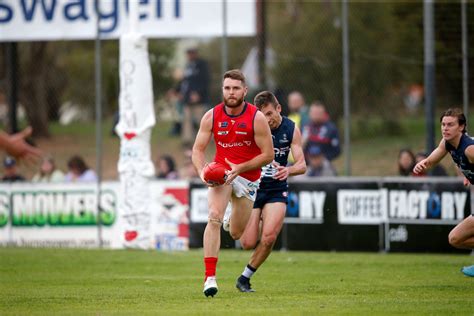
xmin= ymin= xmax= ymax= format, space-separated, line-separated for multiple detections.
xmin=217 ymin=141 xmax=252 ymax=148
xmin=218 ymin=131 xmax=229 ymax=135
xmin=274 ymin=146 xmax=290 ymax=157
xmin=237 ymin=122 xmax=247 ymax=128
xmin=279 ymin=133 xmax=289 ymax=143
xmin=219 ymin=122 xmax=228 ymax=128
xmin=235 ymin=131 xmax=247 ymax=135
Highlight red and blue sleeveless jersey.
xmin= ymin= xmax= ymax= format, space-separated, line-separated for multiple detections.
xmin=212 ymin=102 xmax=262 ymax=181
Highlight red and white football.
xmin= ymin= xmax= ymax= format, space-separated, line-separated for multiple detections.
xmin=203 ymin=162 xmax=228 ymax=185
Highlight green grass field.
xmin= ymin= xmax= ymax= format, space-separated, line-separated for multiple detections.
xmin=0 ymin=248 xmax=472 ymax=315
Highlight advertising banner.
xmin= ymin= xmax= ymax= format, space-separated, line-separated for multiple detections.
xmin=189 ymin=178 xmax=471 ymax=252
xmin=0 ymin=181 xmax=189 ymax=250
xmin=115 ymin=7 xmax=156 ymax=249
xmin=0 ymin=0 xmax=256 ymax=42
xmin=382 ymin=178 xmax=470 ymax=252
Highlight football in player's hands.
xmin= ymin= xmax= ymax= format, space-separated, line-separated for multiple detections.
xmin=203 ymin=162 xmax=228 ymax=185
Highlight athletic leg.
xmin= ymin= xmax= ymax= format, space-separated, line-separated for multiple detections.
xmin=448 ymin=216 xmax=474 ymax=249
xmin=448 ymin=216 xmax=474 ymax=277
xmin=239 ymin=208 xmax=262 ymax=250
xmin=249 ymin=202 xmax=286 ymax=269
xmin=228 ymin=195 xmax=254 ymax=240
xmin=236 ymin=202 xmax=286 ymax=292
xmin=203 ymin=184 xmax=232 ymax=297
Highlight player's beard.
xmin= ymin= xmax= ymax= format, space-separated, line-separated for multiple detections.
xmin=224 ymin=95 xmax=244 ymax=108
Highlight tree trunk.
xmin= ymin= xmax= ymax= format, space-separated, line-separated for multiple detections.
xmin=19 ymin=42 xmax=51 ymax=138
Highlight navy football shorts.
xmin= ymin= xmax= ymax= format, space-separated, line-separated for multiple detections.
xmin=253 ymin=189 xmax=288 ymax=209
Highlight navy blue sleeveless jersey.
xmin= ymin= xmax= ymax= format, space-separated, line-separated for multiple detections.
xmin=445 ymin=133 xmax=474 ymax=184
xmin=259 ymin=116 xmax=295 ymax=191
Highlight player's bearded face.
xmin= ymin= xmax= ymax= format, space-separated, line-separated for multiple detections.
xmin=224 ymin=94 xmax=245 ymax=108
xmin=223 ymin=78 xmax=247 ymax=108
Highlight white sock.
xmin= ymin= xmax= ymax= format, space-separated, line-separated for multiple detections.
xmin=242 ymin=264 xmax=256 ymax=279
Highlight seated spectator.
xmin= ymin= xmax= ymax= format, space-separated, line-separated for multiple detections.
xmin=398 ymin=148 xmax=416 ymax=176
xmin=156 ymin=155 xmax=179 ymax=180
xmin=305 ymin=145 xmax=337 ymax=177
xmin=414 ymin=152 xmax=448 ymax=176
xmin=1 ymin=156 xmax=26 ymax=182
xmin=65 ymin=155 xmax=97 ymax=182
xmin=32 ymin=156 xmax=65 ymax=183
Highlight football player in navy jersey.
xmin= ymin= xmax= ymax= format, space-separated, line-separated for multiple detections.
xmin=234 ymin=91 xmax=307 ymax=292
xmin=413 ymin=108 xmax=474 ymax=277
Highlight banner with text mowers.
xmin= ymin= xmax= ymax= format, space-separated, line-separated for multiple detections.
xmin=0 ymin=181 xmax=189 ymax=250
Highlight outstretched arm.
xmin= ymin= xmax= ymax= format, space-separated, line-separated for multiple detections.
xmin=413 ymin=139 xmax=447 ymax=175
xmin=274 ymin=126 xmax=307 ymax=180
xmin=0 ymin=127 xmax=41 ymax=161
xmin=225 ymin=111 xmax=274 ymax=184
xmin=192 ymin=110 xmax=213 ymax=183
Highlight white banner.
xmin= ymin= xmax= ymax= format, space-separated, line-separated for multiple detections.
xmin=0 ymin=0 xmax=256 ymax=42
xmin=0 ymin=181 xmax=189 ymax=250
xmin=337 ymin=188 xmax=467 ymax=225
xmin=337 ymin=189 xmax=388 ymax=225
xmin=116 ymin=14 xmax=156 ymax=249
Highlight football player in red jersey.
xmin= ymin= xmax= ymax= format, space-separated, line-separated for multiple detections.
xmin=192 ymin=69 xmax=274 ymax=297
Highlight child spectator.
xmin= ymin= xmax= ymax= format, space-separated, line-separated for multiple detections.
xmin=32 ymin=156 xmax=65 ymax=183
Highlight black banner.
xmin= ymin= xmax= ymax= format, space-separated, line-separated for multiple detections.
xmin=189 ymin=178 xmax=471 ymax=253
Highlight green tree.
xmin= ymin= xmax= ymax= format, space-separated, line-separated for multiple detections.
xmin=7 ymin=39 xmax=175 ymax=138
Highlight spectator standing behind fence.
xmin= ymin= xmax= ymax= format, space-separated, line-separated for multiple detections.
xmin=302 ymin=102 xmax=341 ymax=161
xmin=181 ymin=47 xmax=210 ymax=146
xmin=156 ymin=155 xmax=180 ymax=180
xmin=64 ymin=155 xmax=97 ymax=182
xmin=398 ymin=148 xmax=416 ymax=176
xmin=167 ymin=69 xmax=185 ymax=136
xmin=1 ymin=156 xmax=26 ymax=182
xmin=287 ymin=91 xmax=309 ymax=129
xmin=304 ymin=145 xmax=336 ymax=177
xmin=32 ymin=156 xmax=65 ymax=183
